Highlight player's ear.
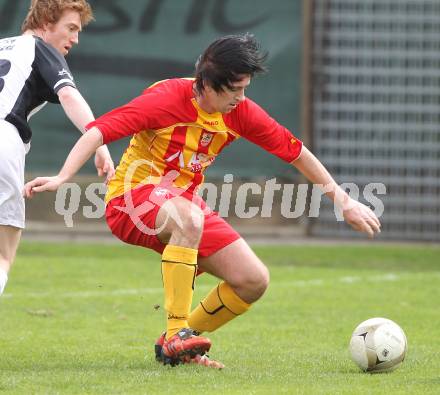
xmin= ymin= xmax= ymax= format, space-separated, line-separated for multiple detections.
xmin=42 ymin=21 xmax=54 ymax=33
xmin=202 ymin=84 xmax=212 ymax=95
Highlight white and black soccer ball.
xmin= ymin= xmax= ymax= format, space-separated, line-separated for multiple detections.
xmin=349 ymin=317 xmax=407 ymax=373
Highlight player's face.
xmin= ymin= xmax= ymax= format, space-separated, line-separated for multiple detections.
xmin=204 ymin=75 xmax=251 ymax=113
xmin=43 ymin=10 xmax=82 ymax=56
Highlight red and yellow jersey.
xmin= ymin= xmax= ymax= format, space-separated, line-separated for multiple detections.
xmin=86 ymin=78 xmax=302 ymax=203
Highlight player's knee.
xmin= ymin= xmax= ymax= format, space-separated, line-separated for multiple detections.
xmin=0 ymin=243 xmax=17 ymax=271
xmin=164 ymin=199 xmax=204 ymax=245
xmin=178 ymin=205 xmax=204 ymax=237
xmin=0 ymin=255 xmax=13 ymax=272
xmin=241 ymin=263 xmax=269 ymax=301
xmin=253 ymin=264 xmax=270 ymax=297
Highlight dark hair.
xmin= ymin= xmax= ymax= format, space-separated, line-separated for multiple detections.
xmin=194 ymin=33 xmax=268 ymax=93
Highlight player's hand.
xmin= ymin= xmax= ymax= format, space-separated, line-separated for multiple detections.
xmin=94 ymin=145 xmax=115 ymax=184
xmin=342 ymin=198 xmax=381 ymax=238
xmin=23 ymin=176 xmax=64 ymax=199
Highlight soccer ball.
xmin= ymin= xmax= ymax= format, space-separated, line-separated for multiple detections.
xmin=349 ymin=317 xmax=407 ymax=373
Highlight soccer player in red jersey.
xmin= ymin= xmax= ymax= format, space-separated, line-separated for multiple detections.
xmin=25 ymin=34 xmax=381 ymax=368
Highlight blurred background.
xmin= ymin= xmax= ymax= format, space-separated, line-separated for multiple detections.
xmin=2 ymin=0 xmax=439 ymax=242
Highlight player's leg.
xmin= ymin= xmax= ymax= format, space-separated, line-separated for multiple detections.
xmin=106 ymin=187 xmax=220 ymax=366
xmin=201 ymin=238 xmax=269 ymax=301
xmin=0 ymin=120 xmax=27 ymax=296
xmin=155 ymin=196 xmax=204 ymax=339
xmin=188 ymin=238 xmax=269 ymax=333
xmin=106 ymin=185 xmax=203 ymax=338
xmin=0 ymin=226 xmax=21 ymax=295
xmin=153 ymin=196 xmax=214 ymax=364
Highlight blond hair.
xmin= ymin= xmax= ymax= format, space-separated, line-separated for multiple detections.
xmin=21 ymin=0 xmax=94 ymax=32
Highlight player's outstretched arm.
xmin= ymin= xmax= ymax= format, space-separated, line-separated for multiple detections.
xmin=24 ymin=127 xmax=103 ymax=198
xmin=291 ymin=146 xmax=381 ymax=237
xmin=58 ymin=86 xmax=115 ymax=182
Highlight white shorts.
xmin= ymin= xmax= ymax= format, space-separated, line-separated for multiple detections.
xmin=0 ymin=120 xmax=30 ymax=229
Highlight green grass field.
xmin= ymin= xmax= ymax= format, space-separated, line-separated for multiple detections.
xmin=1 ymin=242 xmax=439 ymax=394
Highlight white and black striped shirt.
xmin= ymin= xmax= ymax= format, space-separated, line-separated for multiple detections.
xmin=0 ymin=35 xmax=76 ymax=143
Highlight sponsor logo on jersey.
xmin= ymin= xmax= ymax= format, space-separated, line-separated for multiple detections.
xmin=189 ymin=152 xmax=215 ymax=173
xmin=58 ymin=68 xmax=73 ymax=80
xmin=0 ymin=39 xmax=16 ymax=52
xmin=203 ymin=120 xmax=219 ymax=126
xmin=200 ymin=131 xmax=214 ymax=147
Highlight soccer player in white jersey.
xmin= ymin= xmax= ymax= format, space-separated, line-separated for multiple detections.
xmin=0 ymin=0 xmax=115 ymax=296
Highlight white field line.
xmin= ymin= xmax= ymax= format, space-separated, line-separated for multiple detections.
xmin=1 ymin=272 xmax=422 ymax=300
xmin=275 ymin=273 xmax=402 ymax=288
xmin=1 ymin=285 xmax=211 ymax=300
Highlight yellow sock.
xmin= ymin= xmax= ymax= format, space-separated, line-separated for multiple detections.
xmin=161 ymin=244 xmax=198 ymax=340
xmin=188 ymin=281 xmax=251 ymax=333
